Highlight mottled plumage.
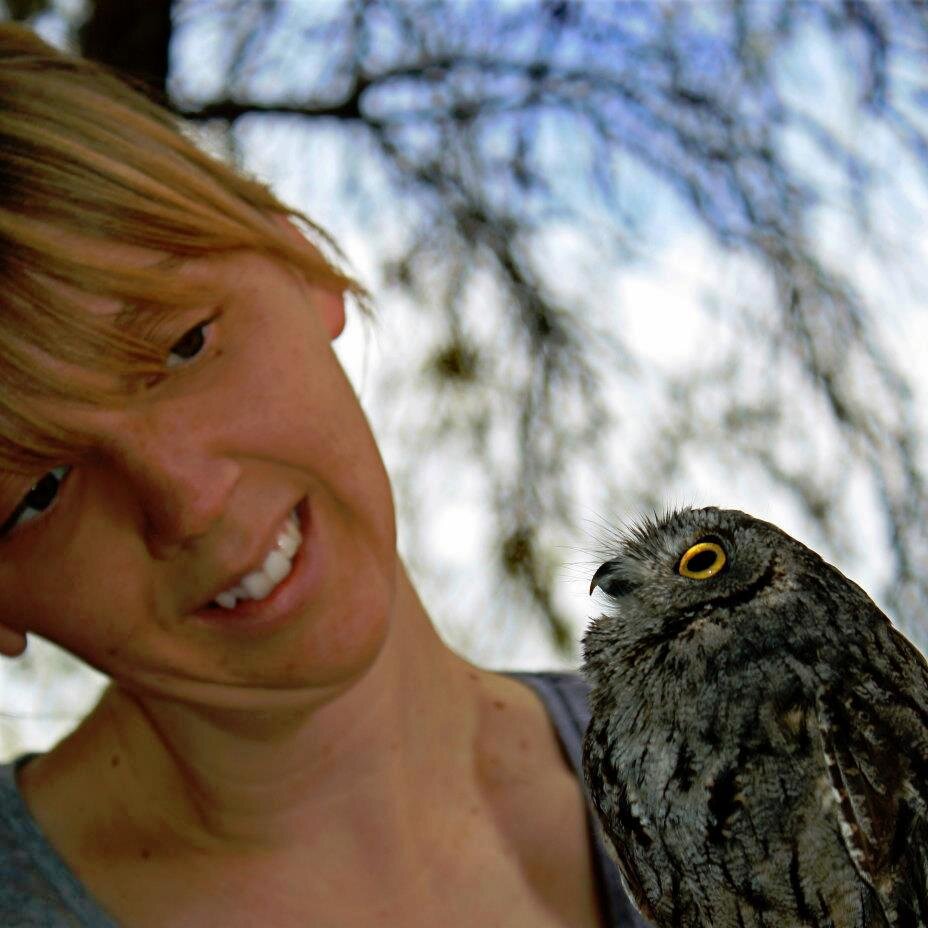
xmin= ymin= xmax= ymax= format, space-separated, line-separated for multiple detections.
xmin=582 ymin=506 xmax=928 ymax=928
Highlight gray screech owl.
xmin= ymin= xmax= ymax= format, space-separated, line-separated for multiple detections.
xmin=582 ymin=506 xmax=928 ymax=928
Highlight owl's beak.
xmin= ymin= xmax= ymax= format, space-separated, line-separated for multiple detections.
xmin=590 ymin=562 xmax=610 ymax=595
xmin=590 ymin=560 xmax=630 ymax=596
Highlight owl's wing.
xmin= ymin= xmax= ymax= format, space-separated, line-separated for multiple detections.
xmin=591 ymin=782 xmax=705 ymax=928
xmin=583 ymin=728 xmax=706 ymax=928
xmin=583 ymin=759 xmax=659 ymax=923
xmin=594 ymin=812 xmax=658 ymax=922
xmin=815 ymin=626 xmax=928 ymax=924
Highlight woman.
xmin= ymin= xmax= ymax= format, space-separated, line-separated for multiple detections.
xmin=0 ymin=23 xmax=640 ymax=927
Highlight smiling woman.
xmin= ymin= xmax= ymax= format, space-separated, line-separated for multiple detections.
xmin=0 ymin=22 xmax=643 ymax=928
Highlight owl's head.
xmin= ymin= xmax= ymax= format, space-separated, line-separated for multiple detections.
xmin=584 ymin=507 xmax=821 ymax=677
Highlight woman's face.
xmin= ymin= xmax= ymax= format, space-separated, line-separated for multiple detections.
xmin=0 ymin=236 xmax=398 ymax=708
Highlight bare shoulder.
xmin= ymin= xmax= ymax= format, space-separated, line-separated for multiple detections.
xmin=470 ymin=669 xmax=603 ymax=927
xmin=470 ymin=669 xmax=579 ymax=780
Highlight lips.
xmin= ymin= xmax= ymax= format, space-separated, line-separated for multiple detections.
xmin=211 ymin=508 xmax=302 ymax=609
xmin=193 ymin=496 xmax=319 ymax=625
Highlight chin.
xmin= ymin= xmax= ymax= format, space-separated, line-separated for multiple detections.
xmin=249 ymin=552 xmax=398 ymax=699
xmin=296 ymin=586 xmax=394 ymax=690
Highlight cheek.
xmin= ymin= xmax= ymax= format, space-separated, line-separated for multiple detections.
xmin=0 ymin=519 xmax=150 ymax=659
xmin=291 ymin=584 xmax=393 ymax=687
xmin=284 ymin=346 xmax=396 ymax=540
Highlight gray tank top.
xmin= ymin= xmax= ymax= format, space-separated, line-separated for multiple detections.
xmin=0 ymin=671 xmax=643 ymax=926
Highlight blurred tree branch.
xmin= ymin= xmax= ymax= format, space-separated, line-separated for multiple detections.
xmin=79 ymin=0 xmax=171 ymax=95
xmin=9 ymin=0 xmax=928 ymax=656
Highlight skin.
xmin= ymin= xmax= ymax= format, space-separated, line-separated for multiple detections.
xmin=1 ymin=225 xmax=602 ymax=927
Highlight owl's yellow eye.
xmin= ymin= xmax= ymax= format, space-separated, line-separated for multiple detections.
xmin=678 ymin=540 xmax=727 ymax=579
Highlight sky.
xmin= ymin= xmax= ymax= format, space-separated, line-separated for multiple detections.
xmin=1 ymin=1 xmax=927 ymax=760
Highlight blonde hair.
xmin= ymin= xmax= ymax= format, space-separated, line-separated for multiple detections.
xmin=0 ymin=23 xmax=364 ymax=470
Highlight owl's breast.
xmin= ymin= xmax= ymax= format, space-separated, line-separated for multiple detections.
xmin=586 ymin=680 xmax=875 ymax=927
xmin=628 ymin=651 xmax=821 ymax=801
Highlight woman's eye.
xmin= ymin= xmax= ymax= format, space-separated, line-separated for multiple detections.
xmin=166 ymin=320 xmax=211 ymax=368
xmin=0 ymin=466 xmax=71 ymax=538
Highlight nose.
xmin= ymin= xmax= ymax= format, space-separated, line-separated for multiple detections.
xmin=99 ymin=406 xmax=241 ymax=559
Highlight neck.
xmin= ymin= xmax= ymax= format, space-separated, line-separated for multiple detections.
xmin=42 ymin=562 xmax=489 ymax=858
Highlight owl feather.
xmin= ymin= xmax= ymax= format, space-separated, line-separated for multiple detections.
xmin=582 ymin=506 xmax=928 ymax=928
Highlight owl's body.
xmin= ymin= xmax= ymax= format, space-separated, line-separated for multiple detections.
xmin=582 ymin=507 xmax=928 ymax=928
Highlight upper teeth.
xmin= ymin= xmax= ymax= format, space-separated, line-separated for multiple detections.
xmin=214 ymin=510 xmax=302 ymax=609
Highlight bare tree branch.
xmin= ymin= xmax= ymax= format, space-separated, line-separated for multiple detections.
xmin=11 ymin=0 xmax=926 ymax=658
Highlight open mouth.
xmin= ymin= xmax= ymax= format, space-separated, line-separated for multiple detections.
xmin=209 ymin=507 xmax=302 ymax=610
xmin=199 ymin=499 xmax=311 ymax=620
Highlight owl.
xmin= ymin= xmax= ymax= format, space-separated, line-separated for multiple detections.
xmin=582 ymin=506 xmax=928 ymax=928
